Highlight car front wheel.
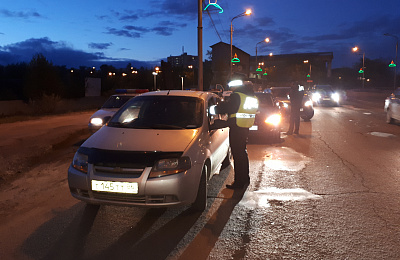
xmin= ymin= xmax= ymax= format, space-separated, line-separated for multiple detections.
xmin=221 ymin=146 xmax=232 ymax=169
xmin=191 ymin=165 xmax=208 ymax=211
xmin=386 ymin=109 xmax=395 ymax=124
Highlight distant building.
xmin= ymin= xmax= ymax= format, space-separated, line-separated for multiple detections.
xmin=210 ymin=42 xmax=250 ymax=85
xmin=167 ymin=53 xmax=198 ymax=68
xmin=209 ymin=41 xmax=333 ymax=87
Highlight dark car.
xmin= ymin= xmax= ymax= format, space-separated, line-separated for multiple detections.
xmin=384 ymin=87 xmax=400 ymax=124
xmin=249 ymin=91 xmax=282 ymax=142
xmin=309 ymin=85 xmax=340 ymax=106
xmin=270 ymin=87 xmax=314 ymax=121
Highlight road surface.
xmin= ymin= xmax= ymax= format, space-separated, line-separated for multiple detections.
xmin=1 ymin=95 xmax=400 ymax=260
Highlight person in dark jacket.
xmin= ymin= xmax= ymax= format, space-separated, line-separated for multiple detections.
xmin=211 ymin=80 xmax=259 ymax=189
xmin=285 ymin=82 xmax=304 ymax=135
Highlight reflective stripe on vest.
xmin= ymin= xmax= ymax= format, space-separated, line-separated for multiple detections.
xmin=230 ymin=93 xmax=259 ymax=128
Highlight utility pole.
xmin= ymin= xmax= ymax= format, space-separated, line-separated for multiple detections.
xmin=197 ymin=0 xmax=203 ymax=90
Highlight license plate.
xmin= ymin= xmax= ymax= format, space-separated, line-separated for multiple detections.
xmin=250 ymin=125 xmax=258 ymax=131
xmin=91 ymin=180 xmax=139 ymax=194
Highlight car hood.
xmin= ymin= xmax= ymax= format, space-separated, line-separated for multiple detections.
xmin=82 ymin=126 xmax=199 ymax=152
xmin=258 ymin=106 xmax=279 ymax=115
xmin=90 ymin=108 xmax=119 ymax=119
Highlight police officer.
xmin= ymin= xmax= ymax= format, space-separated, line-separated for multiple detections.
xmin=286 ymin=82 xmax=304 ymax=135
xmin=211 ymin=80 xmax=259 ymax=189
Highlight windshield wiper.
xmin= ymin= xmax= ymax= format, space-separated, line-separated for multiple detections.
xmin=149 ymin=124 xmax=185 ymax=129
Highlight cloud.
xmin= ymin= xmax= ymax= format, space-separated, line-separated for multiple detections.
xmin=105 ymin=20 xmax=187 ymax=39
xmin=157 ymin=0 xmax=197 ymax=17
xmin=0 ymin=9 xmax=43 ymax=19
xmin=88 ymin=42 xmax=113 ymax=50
xmin=0 ymin=37 xmax=156 ymax=68
xmin=105 ymin=28 xmax=141 ymax=38
xmin=123 ymin=25 xmax=149 ymax=32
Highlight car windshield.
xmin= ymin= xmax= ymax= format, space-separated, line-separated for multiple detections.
xmin=102 ymin=95 xmax=134 ymax=109
xmin=255 ymin=93 xmax=274 ymax=106
xmin=108 ymin=95 xmax=203 ymax=129
xmin=314 ymin=86 xmax=333 ymax=93
xmin=271 ymin=88 xmax=290 ymax=98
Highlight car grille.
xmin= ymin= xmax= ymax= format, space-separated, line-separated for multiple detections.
xmin=70 ymin=188 xmax=179 ymax=204
xmin=93 ymin=165 xmax=143 ymax=178
xmin=92 ymin=191 xmax=147 ymax=203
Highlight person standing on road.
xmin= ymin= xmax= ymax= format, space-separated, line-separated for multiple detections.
xmin=210 ymin=80 xmax=259 ymax=189
xmin=285 ymin=82 xmax=304 ymax=135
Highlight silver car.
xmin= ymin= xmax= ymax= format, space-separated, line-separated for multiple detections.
xmin=68 ymin=90 xmax=231 ymax=211
xmin=385 ymin=88 xmax=400 ymax=124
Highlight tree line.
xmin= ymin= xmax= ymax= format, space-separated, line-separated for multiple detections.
xmin=0 ymin=53 xmax=214 ymax=102
xmin=0 ymin=53 xmax=397 ymax=103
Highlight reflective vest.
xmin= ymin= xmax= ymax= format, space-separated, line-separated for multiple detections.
xmin=229 ymin=93 xmax=259 ymax=128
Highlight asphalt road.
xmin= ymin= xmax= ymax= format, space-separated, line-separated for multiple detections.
xmin=1 ymin=95 xmax=400 ymax=260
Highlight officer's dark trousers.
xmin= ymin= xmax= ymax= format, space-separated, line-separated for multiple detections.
xmin=229 ymin=126 xmax=250 ymax=185
xmin=288 ymin=107 xmax=301 ymax=133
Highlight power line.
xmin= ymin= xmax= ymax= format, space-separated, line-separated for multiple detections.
xmin=205 ymin=9 xmax=222 ymax=42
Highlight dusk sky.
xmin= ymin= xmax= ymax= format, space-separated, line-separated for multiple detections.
xmin=1 ymin=0 xmax=399 ymax=69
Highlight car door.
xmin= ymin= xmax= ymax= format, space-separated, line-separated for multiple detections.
xmin=207 ymin=95 xmax=229 ymax=176
xmin=391 ymin=89 xmax=400 ymax=120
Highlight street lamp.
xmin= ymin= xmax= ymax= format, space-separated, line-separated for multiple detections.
xmin=153 ymin=67 xmax=160 ymax=91
xmin=384 ymin=33 xmax=398 ymax=90
xmin=255 ymin=37 xmax=270 ymax=70
xmin=230 ymin=9 xmax=252 ymax=79
xmin=304 ymin=60 xmax=312 ymax=77
xmin=352 ymin=46 xmax=365 ymax=88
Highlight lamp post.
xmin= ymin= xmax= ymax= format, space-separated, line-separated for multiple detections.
xmin=153 ymin=66 xmax=160 ymax=91
xmin=352 ymin=46 xmax=365 ymax=88
xmin=304 ymin=60 xmax=312 ymax=77
xmin=230 ymin=9 xmax=252 ymax=79
xmin=384 ymin=33 xmax=398 ymax=90
xmin=255 ymin=37 xmax=270 ymax=70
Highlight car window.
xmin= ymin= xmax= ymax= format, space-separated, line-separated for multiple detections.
xmin=102 ymin=95 xmax=133 ymax=108
xmin=108 ymin=96 xmax=203 ymax=129
xmin=255 ymin=93 xmax=274 ymax=107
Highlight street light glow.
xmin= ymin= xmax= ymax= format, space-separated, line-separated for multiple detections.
xmin=352 ymin=46 xmax=359 ymax=52
xmin=245 ymin=9 xmax=252 ymax=15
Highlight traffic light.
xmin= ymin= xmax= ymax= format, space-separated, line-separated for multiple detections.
xmin=389 ymin=60 xmax=397 ymax=67
xmin=306 ymin=74 xmax=310 ymax=78
xmin=358 ymin=68 xmax=364 ymax=73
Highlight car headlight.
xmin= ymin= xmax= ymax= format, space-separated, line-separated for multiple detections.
xmin=72 ymin=151 xmax=88 ymax=173
xmin=149 ymin=156 xmax=191 ymax=178
xmin=331 ymin=93 xmax=340 ymax=103
xmin=304 ymin=100 xmax=313 ymax=107
xmin=265 ymin=114 xmax=281 ymax=126
xmin=312 ymin=93 xmax=321 ymax=102
xmin=90 ymin=117 xmax=103 ymax=126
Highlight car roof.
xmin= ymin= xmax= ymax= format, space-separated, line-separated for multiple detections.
xmin=139 ymin=90 xmax=214 ymax=100
xmin=110 ymin=93 xmax=140 ymax=97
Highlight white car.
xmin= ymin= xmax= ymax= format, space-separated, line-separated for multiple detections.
xmin=88 ymin=89 xmax=148 ymax=132
xmin=68 ymin=90 xmax=231 ymax=211
xmin=385 ymin=87 xmax=400 ymax=123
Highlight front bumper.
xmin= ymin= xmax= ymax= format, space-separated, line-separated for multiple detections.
xmin=68 ymin=163 xmax=201 ymax=207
